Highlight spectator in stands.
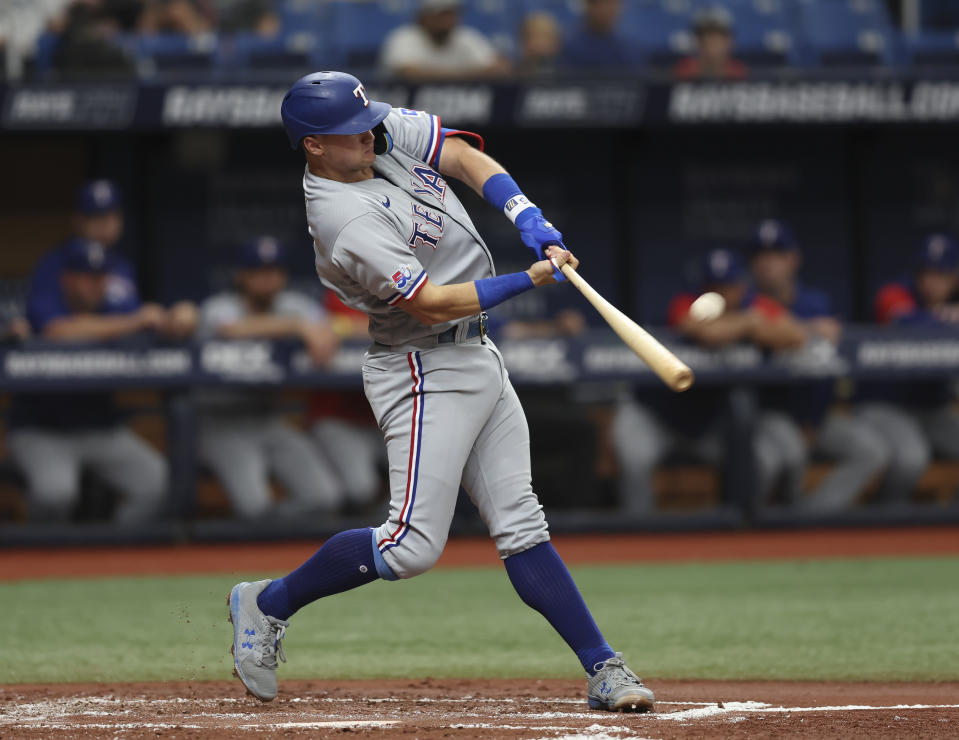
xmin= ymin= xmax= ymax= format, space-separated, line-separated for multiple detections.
xmin=138 ymin=0 xmax=213 ymax=35
xmin=857 ymin=234 xmax=959 ymax=497
xmin=380 ymin=0 xmax=510 ymax=81
xmin=7 ymin=238 xmax=169 ymax=523
xmin=747 ymin=219 xmax=889 ymax=511
xmin=674 ymin=5 xmax=748 ymax=80
xmin=307 ymin=292 xmax=386 ymax=513
xmin=612 ymin=248 xmax=808 ymax=514
xmin=27 ymin=179 xmax=197 ymax=340
xmin=517 ymin=11 xmax=562 ymax=77
xmin=561 ymin=0 xmax=635 ymax=71
xmin=51 ymin=1 xmax=136 ymax=80
xmin=196 ymin=236 xmax=346 ymax=520
xmin=215 ymin=0 xmax=280 ymax=37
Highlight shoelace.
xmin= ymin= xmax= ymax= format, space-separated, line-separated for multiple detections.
xmin=593 ymin=653 xmax=645 ymax=688
xmin=254 ymin=616 xmax=288 ymax=669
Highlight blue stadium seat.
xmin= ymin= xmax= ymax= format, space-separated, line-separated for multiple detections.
xmin=129 ymin=33 xmax=218 ymax=75
xmin=461 ymin=0 xmax=515 ymax=58
xmin=712 ymin=0 xmax=798 ymax=67
xmin=904 ymin=30 xmax=959 ymax=67
xmin=219 ymin=31 xmax=318 ymax=72
xmin=623 ymin=1 xmax=697 ymax=69
xmin=31 ymin=31 xmax=61 ymax=78
xmin=330 ymin=0 xmax=417 ymax=70
xmin=799 ymin=0 xmax=898 ymax=67
xmin=920 ymin=0 xmax=959 ymax=31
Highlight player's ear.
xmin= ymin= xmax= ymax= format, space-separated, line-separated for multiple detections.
xmin=302 ymin=136 xmax=324 ymax=158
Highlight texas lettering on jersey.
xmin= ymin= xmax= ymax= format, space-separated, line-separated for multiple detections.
xmin=410 ymin=165 xmax=447 ymax=202
xmin=408 ymin=203 xmax=444 ymax=249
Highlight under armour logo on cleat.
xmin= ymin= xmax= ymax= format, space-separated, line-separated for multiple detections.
xmin=601 ymin=682 xmax=611 ymax=695
xmin=241 ymin=641 xmax=254 ymax=649
xmin=244 ymin=629 xmax=255 ymax=636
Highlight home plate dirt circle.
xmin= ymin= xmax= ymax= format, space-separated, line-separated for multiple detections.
xmin=1 ymin=679 xmax=958 ymax=739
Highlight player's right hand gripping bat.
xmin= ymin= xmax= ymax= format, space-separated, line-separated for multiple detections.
xmin=558 ymin=263 xmax=694 ymax=392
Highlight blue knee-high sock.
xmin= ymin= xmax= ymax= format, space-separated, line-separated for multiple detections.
xmin=257 ymin=528 xmax=379 ymax=621
xmin=505 ymin=541 xmax=615 ymax=676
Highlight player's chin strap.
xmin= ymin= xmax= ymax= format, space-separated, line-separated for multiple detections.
xmin=373 ymin=122 xmax=393 ymax=156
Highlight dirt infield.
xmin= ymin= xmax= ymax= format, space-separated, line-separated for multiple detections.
xmin=4 ymin=527 xmax=959 ymax=738
xmin=2 ymin=679 xmax=958 ymax=739
xmin=3 ymin=525 xmax=959 ymax=581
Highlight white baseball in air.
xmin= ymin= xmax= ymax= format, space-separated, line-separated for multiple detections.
xmin=689 ymin=291 xmax=725 ymax=322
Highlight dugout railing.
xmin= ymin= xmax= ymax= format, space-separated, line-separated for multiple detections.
xmin=1 ymin=327 xmax=958 ymax=546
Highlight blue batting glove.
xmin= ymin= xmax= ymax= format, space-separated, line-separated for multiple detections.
xmin=516 ymin=209 xmax=566 ymax=281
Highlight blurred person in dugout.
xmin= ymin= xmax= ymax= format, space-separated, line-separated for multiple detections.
xmin=306 ymin=291 xmax=387 ymax=513
xmin=379 ymin=0 xmax=510 ymax=81
xmin=611 ymin=248 xmax=811 ymax=515
xmin=853 ymin=234 xmax=959 ymax=502
xmin=26 ymin=179 xmax=196 ymax=337
xmin=196 ymin=236 xmax=346 ymax=520
xmin=7 ymin=239 xmax=174 ymax=523
xmin=747 ymin=219 xmax=891 ymax=511
xmin=674 ymin=4 xmax=749 ymax=80
xmin=561 ymin=0 xmax=636 ymax=70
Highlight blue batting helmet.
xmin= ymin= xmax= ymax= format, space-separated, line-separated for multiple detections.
xmin=280 ymin=71 xmax=391 ymax=151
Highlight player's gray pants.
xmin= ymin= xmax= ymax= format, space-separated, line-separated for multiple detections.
xmin=610 ymin=398 xmax=722 ymax=514
xmin=7 ymin=426 xmax=167 ymax=523
xmin=799 ymin=412 xmax=889 ymax=511
xmin=363 ymin=339 xmax=549 ymax=580
xmin=856 ymin=403 xmax=931 ymax=503
xmin=744 ymin=410 xmax=888 ymax=510
xmin=312 ymin=418 xmax=384 ymax=506
xmin=917 ymin=403 xmax=959 ymax=459
xmin=855 ymin=401 xmax=959 ymax=502
xmin=612 ymin=399 xmax=887 ymax=511
xmin=198 ymin=415 xmax=344 ymax=520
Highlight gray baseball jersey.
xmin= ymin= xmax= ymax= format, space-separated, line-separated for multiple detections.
xmin=305 ymin=108 xmax=494 ymax=347
xmin=302 ymin=109 xmax=548 ymax=579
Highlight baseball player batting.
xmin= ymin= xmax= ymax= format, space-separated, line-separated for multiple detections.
xmin=228 ymin=71 xmax=655 ymax=713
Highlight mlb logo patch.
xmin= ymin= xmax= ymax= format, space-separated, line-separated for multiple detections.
xmin=391 ymin=265 xmax=413 ymax=290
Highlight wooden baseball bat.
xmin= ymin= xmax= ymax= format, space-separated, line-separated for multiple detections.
xmin=559 ymin=262 xmax=694 ymax=392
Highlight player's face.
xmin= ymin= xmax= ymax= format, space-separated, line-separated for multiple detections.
xmin=76 ymin=210 xmax=123 ymax=247
xmin=60 ymin=272 xmax=107 ymax=313
xmin=310 ymin=131 xmax=376 ymax=182
xmin=238 ymin=267 xmax=287 ymax=308
xmin=916 ymin=268 xmax=958 ymax=307
xmin=750 ymin=250 xmax=799 ymax=292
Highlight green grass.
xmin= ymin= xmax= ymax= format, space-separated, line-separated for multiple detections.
xmin=4 ymin=557 xmax=958 ymax=684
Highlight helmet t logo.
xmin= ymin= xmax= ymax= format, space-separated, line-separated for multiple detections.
xmin=353 ymin=84 xmax=370 ymax=107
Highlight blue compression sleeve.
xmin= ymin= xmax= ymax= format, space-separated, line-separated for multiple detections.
xmin=482 ymin=172 xmax=522 ymax=209
xmin=482 ymin=173 xmax=537 ymax=225
xmin=474 ymin=272 xmax=535 ymax=311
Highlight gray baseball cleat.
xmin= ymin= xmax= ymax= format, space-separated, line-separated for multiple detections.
xmin=587 ymin=652 xmax=655 ymax=712
xmin=227 ymin=580 xmax=289 ymax=701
